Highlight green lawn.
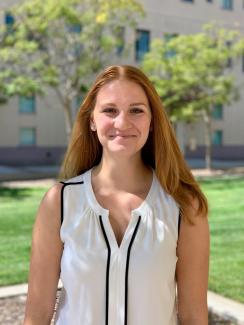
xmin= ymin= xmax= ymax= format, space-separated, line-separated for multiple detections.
xmin=200 ymin=176 xmax=244 ymax=303
xmin=0 ymin=186 xmax=46 ymax=286
xmin=0 ymin=177 xmax=243 ymax=303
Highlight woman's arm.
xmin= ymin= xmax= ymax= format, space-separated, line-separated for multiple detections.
xmin=176 ymin=199 xmax=210 ymax=325
xmin=24 ymin=183 xmax=64 ymax=325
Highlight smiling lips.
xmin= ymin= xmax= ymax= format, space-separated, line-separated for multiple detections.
xmin=109 ymin=135 xmax=136 ymax=138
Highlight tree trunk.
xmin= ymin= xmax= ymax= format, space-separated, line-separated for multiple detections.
xmin=203 ymin=110 xmax=212 ymax=170
xmin=64 ymin=99 xmax=73 ymax=143
xmin=175 ymin=121 xmax=185 ymax=156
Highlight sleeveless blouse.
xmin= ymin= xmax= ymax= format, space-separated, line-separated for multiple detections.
xmin=54 ymin=167 xmax=180 ymax=324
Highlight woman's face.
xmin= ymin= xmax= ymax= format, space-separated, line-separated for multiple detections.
xmin=91 ymin=79 xmax=152 ymax=159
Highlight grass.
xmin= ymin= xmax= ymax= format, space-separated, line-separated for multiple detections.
xmin=199 ymin=176 xmax=244 ymax=303
xmin=0 ymin=186 xmax=47 ymax=286
xmin=0 ymin=176 xmax=243 ymax=303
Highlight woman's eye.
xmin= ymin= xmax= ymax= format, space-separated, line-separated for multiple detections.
xmin=131 ymin=108 xmax=143 ymax=113
xmin=103 ymin=108 xmax=116 ymax=113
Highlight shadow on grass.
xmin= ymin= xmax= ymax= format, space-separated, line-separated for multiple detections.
xmin=0 ymin=187 xmax=33 ymax=200
xmin=199 ymin=176 xmax=244 ymax=189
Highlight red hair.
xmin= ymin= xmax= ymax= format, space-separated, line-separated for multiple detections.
xmin=60 ymin=65 xmax=208 ymax=223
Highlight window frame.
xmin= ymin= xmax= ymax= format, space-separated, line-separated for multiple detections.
xmin=19 ymin=127 xmax=36 ymax=146
xmin=135 ymin=29 xmax=150 ymax=62
xmin=212 ymin=130 xmax=223 ymax=146
xmin=19 ymin=95 xmax=36 ymax=114
xmin=220 ymin=0 xmax=233 ymax=10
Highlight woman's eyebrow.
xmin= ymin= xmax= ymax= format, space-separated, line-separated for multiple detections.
xmin=129 ymin=102 xmax=148 ymax=107
xmin=100 ymin=102 xmax=117 ymax=107
xmin=100 ymin=102 xmax=147 ymax=107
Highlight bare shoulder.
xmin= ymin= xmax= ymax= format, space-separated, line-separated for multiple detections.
xmin=36 ymin=182 xmax=64 ymax=228
xmin=179 ymin=196 xmax=209 ymax=239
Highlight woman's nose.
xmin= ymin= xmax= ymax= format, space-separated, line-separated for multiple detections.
xmin=114 ymin=112 xmax=131 ymax=129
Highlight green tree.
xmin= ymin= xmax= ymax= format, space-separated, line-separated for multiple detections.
xmin=0 ymin=0 xmax=143 ymax=140
xmin=142 ymin=24 xmax=244 ymax=169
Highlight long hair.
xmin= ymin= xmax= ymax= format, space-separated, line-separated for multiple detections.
xmin=60 ymin=65 xmax=208 ymax=223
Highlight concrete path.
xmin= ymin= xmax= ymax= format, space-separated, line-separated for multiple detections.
xmin=0 ymin=283 xmax=243 ymax=324
xmin=0 ymin=158 xmax=244 ymax=182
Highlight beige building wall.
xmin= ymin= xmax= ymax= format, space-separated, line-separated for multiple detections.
xmin=1 ymin=0 xmax=244 ymax=163
xmin=0 ymin=91 xmax=66 ymax=147
xmin=136 ymin=0 xmax=244 ymax=149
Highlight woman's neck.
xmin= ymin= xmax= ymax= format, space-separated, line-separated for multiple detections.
xmin=92 ymin=155 xmax=152 ymax=193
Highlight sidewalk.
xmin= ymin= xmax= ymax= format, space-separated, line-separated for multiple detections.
xmin=0 ymin=158 xmax=244 ymax=182
xmin=0 ymin=283 xmax=243 ymax=324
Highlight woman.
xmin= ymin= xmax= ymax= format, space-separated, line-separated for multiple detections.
xmin=24 ymin=65 xmax=209 ymax=325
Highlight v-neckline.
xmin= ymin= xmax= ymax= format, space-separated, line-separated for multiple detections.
xmin=84 ymin=167 xmax=156 ymax=250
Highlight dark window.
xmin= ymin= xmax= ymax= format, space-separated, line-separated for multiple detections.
xmin=182 ymin=0 xmax=194 ymax=2
xmin=212 ymin=130 xmax=223 ymax=145
xmin=5 ymin=12 xmax=15 ymax=33
xmin=221 ymin=0 xmax=233 ymax=10
xmin=116 ymin=27 xmax=125 ymax=56
xmin=135 ymin=30 xmax=150 ymax=61
xmin=68 ymin=23 xmax=82 ymax=33
xmin=5 ymin=12 xmax=14 ymax=25
xmin=19 ymin=128 xmax=36 ymax=146
xmin=226 ymin=41 xmax=233 ymax=68
xmin=19 ymin=96 xmax=36 ymax=114
xmin=164 ymin=33 xmax=178 ymax=58
xmin=212 ymin=103 xmax=223 ymax=119
xmin=67 ymin=23 xmax=83 ymax=57
xmin=207 ymin=0 xmax=213 ymax=2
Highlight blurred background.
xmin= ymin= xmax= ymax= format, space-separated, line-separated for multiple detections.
xmin=0 ymin=0 xmax=243 ymax=324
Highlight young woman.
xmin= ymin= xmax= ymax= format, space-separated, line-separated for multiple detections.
xmin=24 ymin=65 xmax=209 ymax=325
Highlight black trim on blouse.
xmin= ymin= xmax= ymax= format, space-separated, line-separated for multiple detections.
xmin=178 ymin=209 xmax=182 ymax=237
xmin=99 ymin=215 xmax=111 ymax=325
xmin=124 ymin=215 xmax=141 ymax=325
xmin=99 ymin=214 xmax=141 ymax=325
xmin=59 ymin=181 xmax=84 ymax=225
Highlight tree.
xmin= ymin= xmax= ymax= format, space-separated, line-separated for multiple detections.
xmin=0 ymin=0 xmax=144 ymax=140
xmin=141 ymin=24 xmax=244 ymax=169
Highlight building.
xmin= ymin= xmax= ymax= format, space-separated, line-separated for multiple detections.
xmin=0 ymin=0 xmax=244 ymax=165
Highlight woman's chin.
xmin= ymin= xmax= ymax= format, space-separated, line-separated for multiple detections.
xmin=103 ymin=146 xmax=142 ymax=159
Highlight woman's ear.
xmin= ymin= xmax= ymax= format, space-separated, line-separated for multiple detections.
xmin=90 ymin=120 xmax=96 ymax=131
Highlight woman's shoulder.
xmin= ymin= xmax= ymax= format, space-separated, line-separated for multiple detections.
xmin=60 ymin=169 xmax=89 ymax=185
xmin=39 ymin=183 xmax=64 ymax=215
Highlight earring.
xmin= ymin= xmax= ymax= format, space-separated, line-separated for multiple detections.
xmin=90 ymin=123 xmax=96 ymax=131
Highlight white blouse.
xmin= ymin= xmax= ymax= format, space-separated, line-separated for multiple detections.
xmin=54 ymin=167 xmax=180 ymax=325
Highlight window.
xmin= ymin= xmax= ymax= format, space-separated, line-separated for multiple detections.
xmin=164 ymin=33 xmax=178 ymax=58
xmin=135 ymin=30 xmax=150 ymax=61
xmin=19 ymin=128 xmax=36 ymax=146
xmin=207 ymin=0 xmax=213 ymax=2
xmin=19 ymin=96 xmax=36 ymax=113
xmin=212 ymin=130 xmax=223 ymax=145
xmin=5 ymin=12 xmax=15 ymax=33
xmin=182 ymin=0 xmax=194 ymax=2
xmin=116 ymin=27 xmax=125 ymax=56
xmin=5 ymin=12 xmax=14 ymax=25
xmin=221 ymin=0 xmax=233 ymax=10
xmin=212 ymin=103 xmax=223 ymax=119
xmin=226 ymin=41 xmax=232 ymax=68
xmin=68 ymin=23 xmax=82 ymax=33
